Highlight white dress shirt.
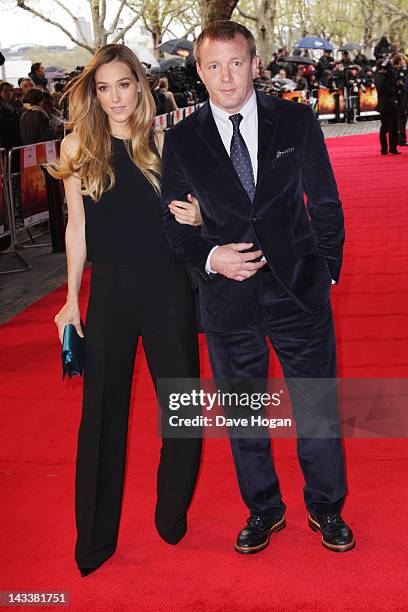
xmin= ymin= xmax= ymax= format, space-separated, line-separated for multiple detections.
xmin=210 ymin=90 xmax=258 ymax=181
xmin=205 ymin=91 xmax=258 ymax=274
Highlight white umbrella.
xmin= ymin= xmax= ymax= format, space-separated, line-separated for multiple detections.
xmin=131 ymin=43 xmax=159 ymax=68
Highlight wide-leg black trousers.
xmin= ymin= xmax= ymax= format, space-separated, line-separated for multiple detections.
xmin=74 ymin=258 xmax=202 ymax=570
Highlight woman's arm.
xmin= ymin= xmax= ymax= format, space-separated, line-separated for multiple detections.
xmin=54 ymin=132 xmax=87 ymax=343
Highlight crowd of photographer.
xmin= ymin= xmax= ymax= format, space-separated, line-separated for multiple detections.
xmin=1 ymin=34 xmax=407 ymax=155
xmin=0 ymin=62 xmax=64 ymax=151
xmin=254 ymin=36 xmax=408 ymax=149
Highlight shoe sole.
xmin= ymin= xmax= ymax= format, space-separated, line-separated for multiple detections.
xmin=308 ymin=515 xmax=355 ymax=552
xmin=234 ymin=515 xmax=286 ymax=555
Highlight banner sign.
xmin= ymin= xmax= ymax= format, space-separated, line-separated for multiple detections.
xmin=171 ymin=108 xmax=185 ymax=125
xmin=359 ymin=86 xmax=379 ymax=116
xmin=281 ymin=90 xmax=309 ymax=104
xmin=20 ymin=141 xmax=57 ymax=227
xmin=317 ymin=88 xmax=345 ymax=119
xmin=0 ymin=153 xmax=6 ymax=236
xmin=184 ymin=106 xmax=196 ymax=117
xmin=154 ymin=113 xmax=168 ymax=131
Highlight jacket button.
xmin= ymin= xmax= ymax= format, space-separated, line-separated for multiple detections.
xmin=252 ymin=216 xmax=262 ymax=222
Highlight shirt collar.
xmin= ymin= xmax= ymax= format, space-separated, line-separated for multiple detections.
xmin=209 ymin=89 xmax=257 ymax=126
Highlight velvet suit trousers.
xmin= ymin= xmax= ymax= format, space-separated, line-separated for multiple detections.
xmin=206 ymin=268 xmax=347 ymax=520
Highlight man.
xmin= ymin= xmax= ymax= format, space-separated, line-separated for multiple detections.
xmin=340 ymin=50 xmax=352 ymax=68
xmin=161 ymin=21 xmax=354 ymax=555
xmin=375 ymin=58 xmax=400 ymax=155
xmin=330 ymin=62 xmax=346 ymax=89
xmin=316 ymin=49 xmax=334 ymax=79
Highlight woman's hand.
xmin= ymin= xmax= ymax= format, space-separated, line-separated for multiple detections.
xmin=168 ymin=193 xmax=202 ymax=226
xmin=54 ymin=301 xmax=83 ymax=344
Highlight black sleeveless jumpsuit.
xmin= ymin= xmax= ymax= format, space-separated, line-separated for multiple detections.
xmin=75 ymin=136 xmax=202 ymax=571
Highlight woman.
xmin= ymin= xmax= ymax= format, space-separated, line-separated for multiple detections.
xmin=157 ymin=77 xmax=178 ymax=113
xmin=20 ymin=88 xmax=54 ymax=145
xmin=49 ymin=44 xmax=202 ymax=577
xmin=42 ymin=91 xmax=64 ymax=140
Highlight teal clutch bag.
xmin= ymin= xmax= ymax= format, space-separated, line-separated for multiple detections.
xmin=62 ymin=323 xmax=86 ymax=379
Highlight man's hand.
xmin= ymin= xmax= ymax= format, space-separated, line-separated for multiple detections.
xmin=210 ymin=243 xmax=266 ymax=281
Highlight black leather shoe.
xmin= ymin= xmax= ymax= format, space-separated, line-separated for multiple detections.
xmin=389 ymin=150 xmax=402 ymax=155
xmin=235 ymin=514 xmax=286 ymax=554
xmin=381 ymin=150 xmax=388 ymax=155
xmin=309 ymin=513 xmax=355 ymax=552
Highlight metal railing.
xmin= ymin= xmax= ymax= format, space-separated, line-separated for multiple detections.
xmin=7 ymin=140 xmax=61 ymax=250
xmin=0 ymin=147 xmax=32 ymax=275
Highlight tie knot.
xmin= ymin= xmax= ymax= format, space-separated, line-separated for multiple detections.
xmin=229 ymin=113 xmax=243 ymax=129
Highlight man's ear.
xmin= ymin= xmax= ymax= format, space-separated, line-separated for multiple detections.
xmin=196 ymin=61 xmax=203 ymax=82
xmin=251 ymin=55 xmax=260 ymax=79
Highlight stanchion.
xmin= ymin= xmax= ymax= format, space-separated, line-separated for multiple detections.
xmin=0 ymin=148 xmax=31 ymax=276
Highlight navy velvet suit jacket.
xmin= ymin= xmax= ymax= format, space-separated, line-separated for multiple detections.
xmin=161 ymin=91 xmax=345 ymax=332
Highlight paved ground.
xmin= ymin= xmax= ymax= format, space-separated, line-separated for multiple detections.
xmin=0 ymin=119 xmax=382 ymax=326
xmin=0 ymin=230 xmax=69 ymax=325
xmin=321 ymin=118 xmax=380 ymax=138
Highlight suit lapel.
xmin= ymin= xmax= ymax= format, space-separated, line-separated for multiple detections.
xmin=195 ymin=93 xmax=281 ymax=203
xmin=255 ymin=91 xmax=280 ymax=192
xmin=196 ymin=102 xmax=251 ymax=200
xmin=196 ymin=102 xmax=236 ymax=174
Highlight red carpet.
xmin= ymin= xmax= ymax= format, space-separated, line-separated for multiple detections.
xmin=1 ymin=132 xmax=408 ymax=610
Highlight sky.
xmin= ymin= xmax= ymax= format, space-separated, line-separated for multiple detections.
xmin=0 ymin=3 xmax=79 ymax=49
xmin=0 ymin=1 xmax=150 ymax=50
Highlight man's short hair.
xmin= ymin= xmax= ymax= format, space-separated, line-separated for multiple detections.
xmin=194 ymin=20 xmax=257 ymax=64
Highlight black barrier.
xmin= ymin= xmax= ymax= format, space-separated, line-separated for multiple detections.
xmin=0 ymin=148 xmax=32 ymax=275
xmin=0 ymin=149 xmax=8 ymax=240
xmin=41 ymin=165 xmax=66 ymax=253
xmin=7 ymin=141 xmax=64 ymax=253
xmin=316 ymin=86 xmax=379 ymax=122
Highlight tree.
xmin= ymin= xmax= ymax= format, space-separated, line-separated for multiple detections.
xmin=128 ymin=0 xmax=200 ymax=49
xmin=236 ymin=0 xmax=277 ymax=62
xmin=201 ymin=0 xmax=239 ymax=25
xmin=234 ymin=0 xmax=408 ymax=60
xmin=15 ymin=0 xmax=147 ymax=54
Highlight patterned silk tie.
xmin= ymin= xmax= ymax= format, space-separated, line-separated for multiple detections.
xmin=229 ymin=113 xmax=256 ymax=202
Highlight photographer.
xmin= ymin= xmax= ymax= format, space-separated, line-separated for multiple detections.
xmin=361 ymin=66 xmax=376 ymax=88
xmin=330 ymin=62 xmax=346 ymax=89
xmin=28 ymin=62 xmax=49 ymax=90
xmin=374 ymin=36 xmax=393 ymax=60
xmin=316 ymin=49 xmax=334 ymax=79
xmin=391 ymin=54 xmax=408 ymax=146
xmin=345 ymin=64 xmax=362 ymax=123
xmin=0 ymin=81 xmax=22 ymax=150
xmin=160 ymin=63 xmax=206 ymax=108
xmin=374 ymin=58 xmax=400 ymax=155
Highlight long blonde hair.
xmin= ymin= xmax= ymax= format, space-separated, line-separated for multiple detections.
xmin=48 ymin=44 xmax=160 ymax=201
